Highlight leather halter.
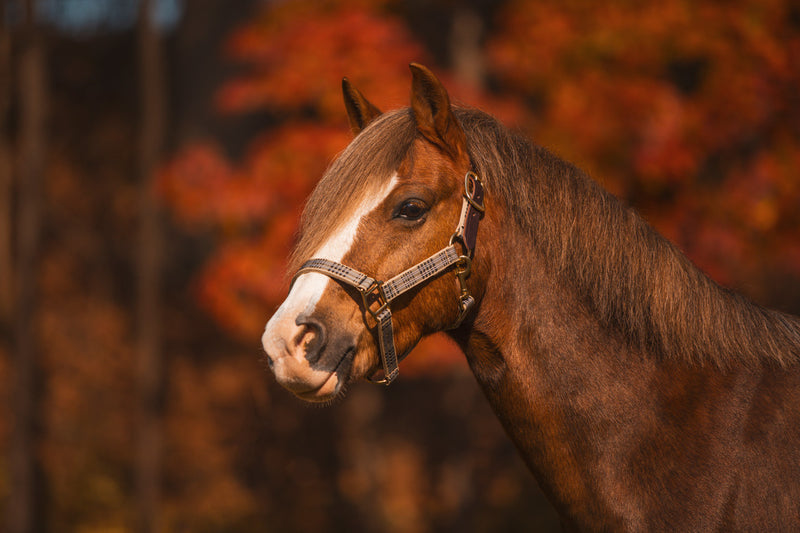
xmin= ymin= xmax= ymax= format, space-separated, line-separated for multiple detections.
xmin=291 ymin=171 xmax=485 ymax=385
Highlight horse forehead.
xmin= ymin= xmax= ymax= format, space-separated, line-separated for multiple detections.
xmin=397 ymin=139 xmax=461 ymax=190
xmin=314 ymin=173 xmax=400 ymax=257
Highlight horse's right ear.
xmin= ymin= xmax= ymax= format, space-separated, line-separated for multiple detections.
xmin=342 ymin=78 xmax=382 ymax=136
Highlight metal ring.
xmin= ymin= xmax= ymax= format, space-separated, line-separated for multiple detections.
xmin=455 ymin=255 xmax=471 ymax=277
xmin=463 ymin=171 xmax=485 ymax=213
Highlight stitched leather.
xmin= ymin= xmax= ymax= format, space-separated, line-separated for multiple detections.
xmin=382 ymin=246 xmax=460 ymax=301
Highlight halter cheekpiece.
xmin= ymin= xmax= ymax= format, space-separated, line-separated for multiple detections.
xmin=291 ymin=170 xmax=485 ymax=385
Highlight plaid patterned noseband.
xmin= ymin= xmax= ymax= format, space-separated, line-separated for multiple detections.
xmin=291 ymin=171 xmax=485 ymax=385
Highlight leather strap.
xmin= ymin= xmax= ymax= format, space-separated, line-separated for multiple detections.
xmin=452 ymin=171 xmax=484 ymax=256
xmin=293 ymin=258 xmax=376 ymax=292
xmin=293 ymin=245 xmax=461 ymax=305
xmin=462 ymin=171 xmax=485 ymax=254
xmin=382 ymin=245 xmax=460 ymax=301
xmin=376 ymin=308 xmax=398 ymax=383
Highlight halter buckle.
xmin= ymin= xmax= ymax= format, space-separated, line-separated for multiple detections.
xmin=358 ymin=280 xmax=389 ymax=324
xmin=464 ymin=171 xmax=485 ymax=213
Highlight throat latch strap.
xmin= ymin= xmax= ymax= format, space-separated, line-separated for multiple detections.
xmin=291 ymin=171 xmax=485 ymax=385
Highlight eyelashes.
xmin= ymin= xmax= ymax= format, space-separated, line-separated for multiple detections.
xmin=394 ymin=199 xmax=429 ymax=221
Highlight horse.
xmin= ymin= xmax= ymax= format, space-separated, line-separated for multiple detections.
xmin=261 ymin=63 xmax=800 ymax=531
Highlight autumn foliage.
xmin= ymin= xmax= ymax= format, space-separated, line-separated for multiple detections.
xmin=491 ymin=0 xmax=800 ymax=288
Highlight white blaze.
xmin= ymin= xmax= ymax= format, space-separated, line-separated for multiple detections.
xmin=263 ymin=175 xmax=399 ymax=345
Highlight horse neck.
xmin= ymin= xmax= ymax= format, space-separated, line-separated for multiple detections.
xmin=447 ymin=142 xmax=800 ymax=528
xmin=450 ymin=205 xmax=740 ymax=528
xmin=451 ymin=216 xmax=642 ymax=505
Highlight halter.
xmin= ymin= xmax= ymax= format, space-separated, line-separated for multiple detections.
xmin=291 ymin=170 xmax=485 ymax=385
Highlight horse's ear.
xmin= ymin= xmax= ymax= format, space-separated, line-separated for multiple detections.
xmin=342 ymin=77 xmax=382 ymax=136
xmin=409 ymin=63 xmax=467 ymax=163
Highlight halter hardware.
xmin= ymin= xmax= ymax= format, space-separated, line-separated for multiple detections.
xmin=451 ymin=255 xmax=474 ymax=329
xmin=359 ymin=280 xmax=389 ymax=325
xmin=463 ymin=170 xmax=485 ymax=214
xmin=291 ymin=170 xmax=485 ymax=385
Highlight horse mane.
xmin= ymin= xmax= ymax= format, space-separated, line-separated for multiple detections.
xmin=294 ymin=105 xmax=800 ymax=368
xmin=456 ymin=107 xmax=800 ymax=369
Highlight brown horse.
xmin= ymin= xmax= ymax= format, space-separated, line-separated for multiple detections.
xmin=262 ymin=64 xmax=800 ymax=531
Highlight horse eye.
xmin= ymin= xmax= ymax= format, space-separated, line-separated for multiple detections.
xmin=396 ymin=199 xmax=428 ymax=221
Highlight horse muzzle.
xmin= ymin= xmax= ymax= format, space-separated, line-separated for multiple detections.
xmin=262 ymin=311 xmax=356 ymax=402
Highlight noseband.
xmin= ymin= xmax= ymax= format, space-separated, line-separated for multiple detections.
xmin=291 ymin=171 xmax=485 ymax=385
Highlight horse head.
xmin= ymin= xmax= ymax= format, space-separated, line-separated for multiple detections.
xmin=262 ymin=64 xmax=487 ymax=402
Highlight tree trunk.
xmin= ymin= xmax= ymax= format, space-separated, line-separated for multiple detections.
xmin=7 ymin=0 xmax=47 ymax=531
xmin=449 ymin=7 xmax=485 ymax=89
xmin=136 ymin=1 xmax=166 ymax=532
xmin=0 ymin=0 xmax=13 ymax=323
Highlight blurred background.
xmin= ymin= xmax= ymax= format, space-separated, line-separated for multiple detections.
xmin=1 ymin=0 xmax=799 ymax=531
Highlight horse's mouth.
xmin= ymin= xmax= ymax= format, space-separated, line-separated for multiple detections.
xmin=294 ymin=347 xmax=355 ymax=402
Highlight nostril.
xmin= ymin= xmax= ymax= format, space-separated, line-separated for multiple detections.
xmin=294 ymin=315 xmax=327 ymax=364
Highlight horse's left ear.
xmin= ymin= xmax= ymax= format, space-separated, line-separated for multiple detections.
xmin=342 ymin=77 xmax=382 ymax=136
xmin=409 ymin=63 xmax=468 ymax=164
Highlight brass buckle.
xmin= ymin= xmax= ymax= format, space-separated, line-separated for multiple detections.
xmin=464 ymin=171 xmax=485 ymax=213
xmin=358 ymin=280 xmax=389 ymax=324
